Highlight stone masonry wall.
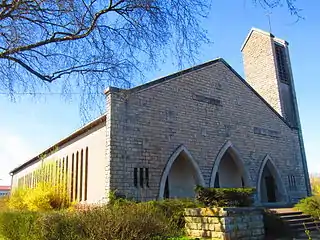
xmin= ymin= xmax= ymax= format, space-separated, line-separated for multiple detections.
xmin=184 ymin=207 xmax=265 ymax=240
xmin=106 ymin=60 xmax=308 ymax=202
xmin=242 ymin=30 xmax=283 ymax=116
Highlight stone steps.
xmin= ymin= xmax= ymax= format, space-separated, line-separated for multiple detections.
xmin=270 ymin=208 xmax=320 ymax=236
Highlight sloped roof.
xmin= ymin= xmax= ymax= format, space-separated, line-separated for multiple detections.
xmin=240 ymin=27 xmax=289 ymax=52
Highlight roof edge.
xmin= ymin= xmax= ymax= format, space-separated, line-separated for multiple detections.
xmin=125 ymin=58 xmax=223 ymax=94
xmin=104 ymin=86 xmax=123 ymax=95
xmin=10 ymin=114 xmax=107 ymax=175
xmin=218 ymin=58 xmax=297 ymax=130
xmin=241 ymin=27 xmax=275 ymax=52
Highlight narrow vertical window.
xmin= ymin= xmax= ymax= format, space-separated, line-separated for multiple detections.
xmin=55 ymin=160 xmax=59 ymax=186
xmin=50 ymin=163 xmax=53 ymax=184
xmin=75 ymin=152 xmax=79 ymax=201
xmin=59 ymin=159 xmax=62 ymax=191
xmin=275 ymin=44 xmax=290 ymax=84
xmin=32 ymin=172 xmax=34 ymax=188
xmin=134 ymin=168 xmax=138 ymax=187
xmin=43 ymin=164 xmax=46 ymax=182
xmin=139 ymin=168 xmax=144 ymax=188
xmin=48 ymin=164 xmax=51 ymax=183
xmin=47 ymin=163 xmax=50 ymax=182
xmin=71 ymin=153 xmax=74 ymax=201
xmin=80 ymin=149 xmax=84 ymax=201
xmin=62 ymin=157 xmax=65 ymax=189
xmin=84 ymin=147 xmax=89 ymax=201
xmin=34 ymin=170 xmax=37 ymax=187
xmin=145 ymin=168 xmax=149 ymax=188
xmin=292 ymin=175 xmax=296 ymax=190
xmin=288 ymin=175 xmax=291 ymax=190
xmin=65 ymin=156 xmax=69 ymax=194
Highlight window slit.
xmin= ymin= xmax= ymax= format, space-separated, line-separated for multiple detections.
xmin=134 ymin=168 xmax=138 ymax=187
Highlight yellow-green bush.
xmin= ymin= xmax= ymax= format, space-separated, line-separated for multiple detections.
xmin=295 ymin=196 xmax=320 ymax=219
xmin=311 ymin=176 xmax=320 ymax=195
xmin=0 ymin=196 xmax=9 ymax=212
xmin=0 ymin=211 xmax=40 ymax=240
xmin=8 ymin=160 xmax=71 ymax=211
xmin=8 ymin=182 xmax=70 ymax=211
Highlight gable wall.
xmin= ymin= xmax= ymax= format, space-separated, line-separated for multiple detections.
xmin=108 ymin=62 xmax=308 ymax=202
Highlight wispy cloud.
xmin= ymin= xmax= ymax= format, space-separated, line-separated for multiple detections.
xmin=0 ymin=131 xmax=37 ymax=185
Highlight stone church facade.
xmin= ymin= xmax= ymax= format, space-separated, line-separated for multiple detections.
xmin=10 ymin=28 xmax=311 ymax=206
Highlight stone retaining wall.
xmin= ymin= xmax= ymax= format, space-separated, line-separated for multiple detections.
xmin=184 ymin=207 xmax=265 ymax=240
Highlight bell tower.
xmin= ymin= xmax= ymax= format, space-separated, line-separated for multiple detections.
xmin=241 ymin=28 xmax=311 ymax=196
xmin=241 ymin=28 xmax=298 ymax=127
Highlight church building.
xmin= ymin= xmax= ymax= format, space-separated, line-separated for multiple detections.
xmin=10 ymin=28 xmax=311 ymax=206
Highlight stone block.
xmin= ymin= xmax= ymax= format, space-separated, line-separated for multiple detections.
xmin=201 ymin=223 xmax=215 ymax=231
xmin=186 ymin=229 xmax=203 ymax=237
xmin=185 ymin=222 xmax=199 ymax=230
xmin=207 ymin=217 xmax=220 ymax=224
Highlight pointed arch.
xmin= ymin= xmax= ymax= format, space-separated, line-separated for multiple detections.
xmin=209 ymin=140 xmax=251 ymax=187
xmin=257 ymin=154 xmax=288 ymax=203
xmin=158 ymin=145 xmax=205 ymax=199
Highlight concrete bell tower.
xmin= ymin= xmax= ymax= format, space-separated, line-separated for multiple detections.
xmin=241 ymin=28 xmax=298 ymax=127
xmin=241 ymin=28 xmax=312 ymax=196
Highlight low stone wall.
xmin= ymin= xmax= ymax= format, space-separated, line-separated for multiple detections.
xmin=184 ymin=207 xmax=265 ymax=240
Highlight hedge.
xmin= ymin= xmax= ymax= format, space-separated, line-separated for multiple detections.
xmin=195 ymin=186 xmax=255 ymax=207
xmin=146 ymin=198 xmax=203 ymax=229
xmin=295 ymin=196 xmax=320 ymax=219
xmin=0 ymin=201 xmax=186 ymax=240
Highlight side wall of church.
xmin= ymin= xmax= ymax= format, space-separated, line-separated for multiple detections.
xmin=12 ymin=122 xmax=107 ymax=204
xmin=107 ymin=61 xmax=308 ymax=203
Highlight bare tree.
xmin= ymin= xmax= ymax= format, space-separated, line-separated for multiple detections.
xmin=253 ymin=0 xmax=301 ymax=17
xmin=0 ymin=0 xmax=300 ymax=118
xmin=0 ymin=1 xmax=210 ymax=94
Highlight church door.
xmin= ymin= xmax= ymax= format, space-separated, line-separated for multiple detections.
xmin=265 ymin=176 xmax=276 ymax=202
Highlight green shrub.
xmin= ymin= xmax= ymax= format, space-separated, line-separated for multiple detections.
xmin=146 ymin=198 xmax=203 ymax=229
xmin=0 ymin=202 xmax=182 ymax=240
xmin=195 ymin=186 xmax=255 ymax=207
xmin=83 ymin=203 xmax=177 ymax=240
xmin=295 ymin=196 xmax=320 ymax=219
xmin=34 ymin=212 xmax=84 ymax=240
xmin=0 ymin=211 xmax=40 ymax=240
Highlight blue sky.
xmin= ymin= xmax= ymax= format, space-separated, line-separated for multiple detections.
xmin=0 ymin=1 xmax=319 ymax=185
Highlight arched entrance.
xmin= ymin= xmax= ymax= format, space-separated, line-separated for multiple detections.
xmin=210 ymin=141 xmax=251 ymax=188
xmin=257 ymin=155 xmax=288 ymax=203
xmin=158 ymin=145 xmax=205 ymax=199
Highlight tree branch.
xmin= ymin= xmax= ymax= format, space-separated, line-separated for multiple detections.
xmin=3 ymin=55 xmax=53 ymax=82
